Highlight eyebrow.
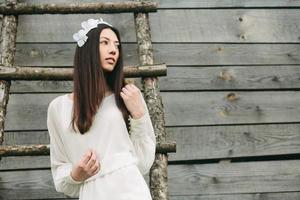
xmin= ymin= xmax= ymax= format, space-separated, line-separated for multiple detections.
xmin=100 ymin=36 xmax=119 ymax=43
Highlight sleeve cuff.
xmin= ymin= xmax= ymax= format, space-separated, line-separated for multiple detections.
xmin=129 ymin=113 xmax=148 ymax=138
xmin=65 ymin=172 xmax=83 ymax=184
xmin=130 ymin=112 xmax=147 ymax=124
xmin=62 ymin=164 xmax=82 ymax=185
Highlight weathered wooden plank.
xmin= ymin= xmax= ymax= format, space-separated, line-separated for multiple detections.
xmin=16 ymin=13 xmax=137 ymax=42
xmin=168 ymin=160 xmax=300 ymax=195
xmin=9 ymin=65 xmax=300 ymax=92
xmin=15 ymin=43 xmax=139 ymax=66
xmin=0 ymin=187 xmax=299 ymax=200
xmin=1 ymin=160 xmax=300 ymax=199
xmin=2 ymin=123 xmax=300 ymax=170
xmin=162 ymin=91 xmax=300 ymax=126
xmin=158 ymin=65 xmax=300 ymax=90
xmin=16 ymin=9 xmax=300 ymax=43
xmin=2 ymin=131 xmax=49 ymax=145
xmin=0 ymin=156 xmax=50 ymax=170
xmin=166 ymin=124 xmax=300 ymax=161
xmin=170 ymin=192 xmax=300 ymax=200
xmin=155 ymin=0 xmax=300 ymax=8
xmin=4 ymin=92 xmax=300 ymax=131
xmin=15 ymin=43 xmax=300 ymax=66
xmin=0 ymin=192 xmax=298 ymax=200
xmin=10 ymin=80 xmax=74 ymax=93
xmin=149 ymin=9 xmax=300 ymax=42
xmin=18 ymin=0 xmax=300 ymax=8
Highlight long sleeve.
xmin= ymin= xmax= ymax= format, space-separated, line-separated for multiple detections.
xmin=129 ymin=93 xmax=156 ymax=175
xmin=47 ymin=101 xmax=82 ymax=198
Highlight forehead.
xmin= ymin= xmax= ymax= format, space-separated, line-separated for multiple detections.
xmin=100 ymin=28 xmax=119 ymax=41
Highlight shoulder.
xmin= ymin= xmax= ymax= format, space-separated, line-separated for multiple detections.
xmin=47 ymin=94 xmax=67 ymax=114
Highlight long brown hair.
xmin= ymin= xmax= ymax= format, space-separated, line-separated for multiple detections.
xmin=71 ymin=24 xmax=129 ymax=134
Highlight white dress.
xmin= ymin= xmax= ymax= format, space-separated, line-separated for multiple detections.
xmin=46 ymin=92 xmax=156 ymax=200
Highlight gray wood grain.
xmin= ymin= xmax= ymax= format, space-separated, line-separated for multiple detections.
xmin=17 ymin=13 xmax=136 ymax=42
xmin=169 ymin=192 xmax=300 ymax=200
xmin=155 ymin=0 xmax=300 ymax=8
xmin=163 ymin=91 xmax=300 ymax=126
xmin=9 ymin=65 xmax=300 ymax=92
xmin=1 ymin=123 xmax=300 ymax=170
xmin=4 ymin=92 xmax=300 ymax=130
xmin=1 ymin=1 xmax=300 ymax=199
xmin=15 ymin=9 xmax=300 ymax=43
xmin=168 ymin=160 xmax=300 ymax=195
xmin=15 ymin=43 xmax=139 ymax=66
xmin=1 ymin=160 xmax=300 ymax=199
xmin=15 ymin=43 xmax=300 ymax=66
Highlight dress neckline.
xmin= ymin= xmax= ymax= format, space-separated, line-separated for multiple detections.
xmin=64 ymin=93 xmax=114 ymax=103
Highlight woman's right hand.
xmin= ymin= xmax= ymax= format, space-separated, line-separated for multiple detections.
xmin=70 ymin=149 xmax=101 ymax=182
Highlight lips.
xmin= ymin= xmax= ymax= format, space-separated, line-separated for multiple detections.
xmin=105 ymin=58 xmax=115 ymax=63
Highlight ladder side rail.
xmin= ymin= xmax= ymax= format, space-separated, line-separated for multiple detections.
xmin=0 ymin=0 xmax=18 ymax=145
xmin=133 ymin=0 xmax=171 ymax=199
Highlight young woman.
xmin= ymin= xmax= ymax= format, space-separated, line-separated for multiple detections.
xmin=47 ymin=18 xmax=156 ymax=199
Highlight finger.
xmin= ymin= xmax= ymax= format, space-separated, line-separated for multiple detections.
xmin=91 ymin=162 xmax=100 ymax=174
xmin=126 ymin=85 xmax=136 ymax=94
xmin=92 ymin=150 xmax=98 ymax=162
xmin=127 ymin=84 xmax=141 ymax=96
xmin=82 ymin=150 xmax=92 ymax=164
xmin=122 ymin=87 xmax=131 ymax=96
xmin=134 ymin=85 xmax=141 ymax=93
xmin=125 ymin=83 xmax=133 ymax=89
xmin=120 ymin=91 xmax=128 ymax=100
xmin=86 ymin=152 xmax=97 ymax=169
xmin=93 ymin=165 xmax=100 ymax=175
xmin=129 ymin=83 xmax=138 ymax=91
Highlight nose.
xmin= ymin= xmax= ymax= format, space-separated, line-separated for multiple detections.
xmin=109 ymin=44 xmax=117 ymax=55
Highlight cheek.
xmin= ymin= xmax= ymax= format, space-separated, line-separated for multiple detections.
xmin=99 ymin=49 xmax=105 ymax=60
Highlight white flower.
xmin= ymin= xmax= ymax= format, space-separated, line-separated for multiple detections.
xmin=81 ymin=19 xmax=99 ymax=31
xmin=73 ymin=29 xmax=88 ymax=47
xmin=72 ymin=18 xmax=113 ymax=47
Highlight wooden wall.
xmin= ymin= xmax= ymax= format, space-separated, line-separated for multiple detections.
xmin=1 ymin=0 xmax=300 ymax=199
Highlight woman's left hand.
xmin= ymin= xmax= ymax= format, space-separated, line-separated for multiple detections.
xmin=120 ymin=84 xmax=145 ymax=119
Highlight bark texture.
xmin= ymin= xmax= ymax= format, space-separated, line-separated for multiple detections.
xmin=0 ymin=1 xmax=157 ymax=14
xmin=0 ymin=64 xmax=166 ymax=80
xmin=0 ymin=142 xmax=175 ymax=157
xmin=0 ymin=0 xmax=17 ymax=145
xmin=133 ymin=1 xmax=172 ymax=199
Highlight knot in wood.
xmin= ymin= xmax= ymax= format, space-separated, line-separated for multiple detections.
xmin=219 ymin=70 xmax=233 ymax=81
xmin=226 ymin=92 xmax=239 ymax=102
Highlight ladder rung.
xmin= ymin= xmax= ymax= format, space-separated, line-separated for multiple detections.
xmin=0 ymin=1 xmax=157 ymax=15
xmin=0 ymin=141 xmax=176 ymax=157
xmin=0 ymin=64 xmax=167 ymax=80
xmin=156 ymin=141 xmax=176 ymax=153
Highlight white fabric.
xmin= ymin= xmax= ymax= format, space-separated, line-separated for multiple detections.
xmin=47 ymin=92 xmax=156 ymax=199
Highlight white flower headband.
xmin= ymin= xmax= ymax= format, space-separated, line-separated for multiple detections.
xmin=73 ymin=18 xmax=113 ymax=47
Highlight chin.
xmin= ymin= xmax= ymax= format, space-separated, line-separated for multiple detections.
xmin=102 ymin=66 xmax=114 ymax=72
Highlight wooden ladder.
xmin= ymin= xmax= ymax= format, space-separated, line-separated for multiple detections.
xmin=0 ymin=0 xmax=176 ymax=200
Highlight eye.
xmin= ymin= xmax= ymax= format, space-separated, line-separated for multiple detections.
xmin=100 ymin=40 xmax=108 ymax=45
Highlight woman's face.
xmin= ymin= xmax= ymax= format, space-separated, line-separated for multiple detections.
xmin=99 ymin=28 xmax=120 ymax=72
